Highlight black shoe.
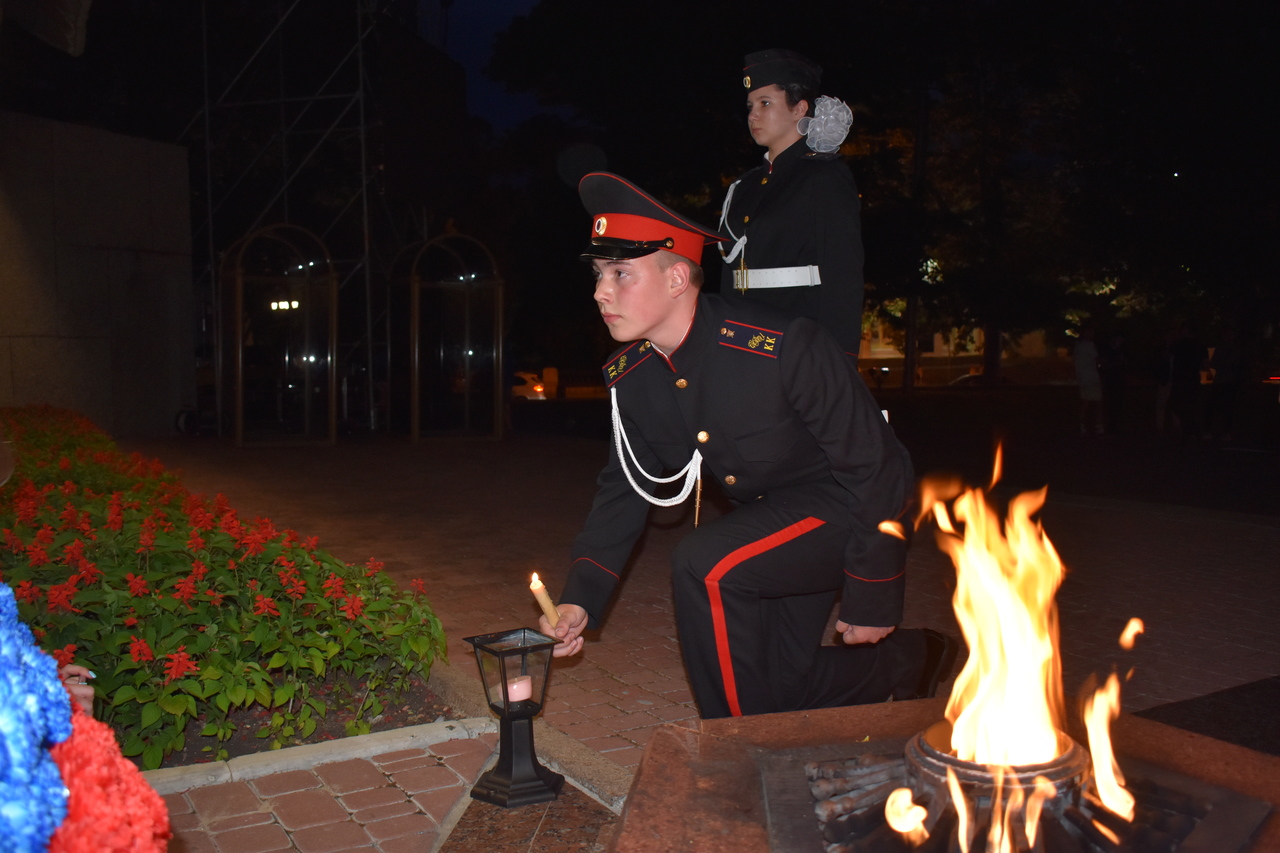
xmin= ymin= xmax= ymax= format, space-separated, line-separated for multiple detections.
xmin=905 ymin=629 xmax=959 ymax=700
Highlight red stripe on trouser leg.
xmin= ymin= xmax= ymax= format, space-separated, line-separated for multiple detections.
xmin=704 ymin=516 xmax=827 ymax=716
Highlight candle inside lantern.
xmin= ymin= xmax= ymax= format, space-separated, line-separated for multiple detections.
xmin=506 ymin=674 xmax=533 ymax=703
xmin=529 ymin=572 xmax=560 ymax=628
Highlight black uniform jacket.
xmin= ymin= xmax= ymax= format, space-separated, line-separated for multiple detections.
xmin=561 ymin=294 xmax=913 ymax=630
xmin=720 ymin=137 xmax=866 ymax=355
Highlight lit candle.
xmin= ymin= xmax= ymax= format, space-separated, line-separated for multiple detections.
xmin=529 ymin=572 xmax=560 ymax=628
xmin=506 ymin=674 xmax=533 ymax=703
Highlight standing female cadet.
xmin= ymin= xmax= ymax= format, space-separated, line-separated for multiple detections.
xmin=719 ymin=49 xmax=866 ymax=358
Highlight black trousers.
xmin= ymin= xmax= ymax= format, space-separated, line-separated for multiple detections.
xmin=671 ymin=493 xmax=924 ymax=719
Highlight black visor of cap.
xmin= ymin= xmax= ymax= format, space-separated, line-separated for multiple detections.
xmin=579 ymin=237 xmax=667 ymax=262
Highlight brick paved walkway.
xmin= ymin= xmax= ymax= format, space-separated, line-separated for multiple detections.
xmin=126 ymin=421 xmax=1280 ymax=849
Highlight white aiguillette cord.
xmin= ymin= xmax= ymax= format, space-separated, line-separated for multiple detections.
xmin=611 ymin=386 xmax=703 ymax=525
xmin=718 ymin=179 xmax=747 ymax=265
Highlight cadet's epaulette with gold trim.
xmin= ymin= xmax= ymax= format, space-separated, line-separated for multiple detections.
xmin=602 ymin=340 xmax=654 ymax=387
xmin=717 ymin=320 xmax=783 ymax=358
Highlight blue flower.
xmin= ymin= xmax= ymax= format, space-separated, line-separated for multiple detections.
xmin=0 ymin=582 xmax=71 ymax=851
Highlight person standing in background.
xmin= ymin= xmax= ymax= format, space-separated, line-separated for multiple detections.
xmin=718 ymin=49 xmax=866 ymax=359
xmin=1074 ymin=326 xmax=1103 ymax=437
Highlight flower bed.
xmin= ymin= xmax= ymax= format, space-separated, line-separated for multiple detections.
xmin=0 ymin=405 xmax=446 ymax=769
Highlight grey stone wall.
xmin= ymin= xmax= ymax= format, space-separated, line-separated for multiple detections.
xmin=0 ymin=109 xmax=193 ymax=437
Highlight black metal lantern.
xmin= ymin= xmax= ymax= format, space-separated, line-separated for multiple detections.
xmin=464 ymin=627 xmax=565 ymax=807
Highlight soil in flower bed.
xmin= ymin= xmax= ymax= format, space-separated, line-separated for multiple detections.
xmin=145 ymin=674 xmax=462 ymax=770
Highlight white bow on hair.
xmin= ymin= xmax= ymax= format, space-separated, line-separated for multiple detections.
xmin=798 ymin=95 xmax=854 ymax=154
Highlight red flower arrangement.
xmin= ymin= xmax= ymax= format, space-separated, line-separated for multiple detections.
xmin=49 ymin=706 xmax=171 ymax=853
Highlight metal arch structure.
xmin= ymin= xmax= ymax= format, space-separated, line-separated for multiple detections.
xmin=219 ymin=224 xmax=338 ymax=447
xmin=185 ymin=0 xmax=385 ymax=441
xmin=394 ymin=233 xmax=505 ymax=441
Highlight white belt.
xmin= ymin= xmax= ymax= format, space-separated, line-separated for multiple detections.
xmin=733 ymin=264 xmax=822 ymax=291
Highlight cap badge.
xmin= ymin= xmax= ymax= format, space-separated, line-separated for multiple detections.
xmin=742 ymin=75 xmax=751 ymax=89
xmin=594 ymin=216 xmax=607 ymax=235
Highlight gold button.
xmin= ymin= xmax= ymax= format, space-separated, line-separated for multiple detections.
xmin=696 ymin=431 xmax=709 ymax=443
xmin=724 ymin=475 xmax=737 ymax=486
xmin=743 ymin=215 xmax=750 ymax=223
xmin=675 ymin=378 xmax=688 ymax=389
xmin=761 ymin=177 xmax=768 ymax=185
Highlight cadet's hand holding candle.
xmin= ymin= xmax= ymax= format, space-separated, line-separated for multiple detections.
xmin=529 ymin=572 xmax=560 ymax=627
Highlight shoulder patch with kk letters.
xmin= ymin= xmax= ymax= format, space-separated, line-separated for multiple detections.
xmin=602 ymin=340 xmax=653 ymax=387
xmin=718 ymin=320 xmax=783 ymax=358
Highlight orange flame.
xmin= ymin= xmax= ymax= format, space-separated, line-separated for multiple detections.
xmin=878 ymin=520 xmax=906 ymax=540
xmin=946 ymin=767 xmax=972 ymax=853
xmin=1024 ymin=776 xmax=1057 ymax=848
xmin=885 ymin=788 xmax=929 ymax=846
xmin=929 ymin=480 xmax=1066 ymax=765
xmin=1084 ymin=672 xmax=1135 ymax=820
xmin=1119 ymin=617 xmax=1144 ymax=650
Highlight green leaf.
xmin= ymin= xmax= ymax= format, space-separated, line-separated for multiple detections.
xmin=140 ymin=701 xmax=163 ymax=729
xmin=113 ymin=684 xmax=138 ymax=705
xmin=267 ymin=652 xmax=288 ymax=669
xmin=215 ymin=692 xmax=231 ymax=713
xmin=273 ymin=682 xmax=296 ymax=706
xmin=143 ymin=743 xmax=164 ymax=770
xmin=226 ymin=683 xmax=247 ymax=706
xmin=158 ymin=694 xmax=188 ymax=716
xmin=200 ymin=723 xmax=220 ymax=737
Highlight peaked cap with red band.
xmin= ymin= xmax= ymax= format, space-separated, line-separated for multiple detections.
xmin=579 ymin=172 xmax=730 ymax=262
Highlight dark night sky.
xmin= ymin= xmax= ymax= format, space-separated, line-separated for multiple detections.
xmin=418 ymin=0 xmax=551 ymax=131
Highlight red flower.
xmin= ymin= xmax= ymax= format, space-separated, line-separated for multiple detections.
xmin=125 ymin=572 xmax=149 ymax=597
xmin=219 ymin=508 xmax=244 ymax=541
xmin=14 ymin=580 xmax=43 ymax=603
xmin=191 ymin=560 xmax=208 ymax=582
xmin=47 ymin=580 xmax=83 ymax=613
xmin=136 ymin=516 xmax=158 ymax=554
xmin=58 ymin=455 xmax=72 ymax=471
xmin=3 ymin=527 xmax=23 ymax=553
xmin=60 ymin=501 xmax=81 ymax=528
xmin=171 ymin=574 xmax=198 ymax=608
xmin=364 ymin=558 xmax=384 ymax=578
xmin=106 ymin=492 xmax=125 ymax=531
xmin=340 ymin=594 xmax=365 ymax=621
xmin=186 ymin=528 xmax=206 ymax=551
xmin=52 ymin=643 xmax=77 ymax=667
xmin=26 ymin=543 xmax=50 ymax=568
xmin=124 ymin=616 xmax=138 ymax=627
xmin=48 ymin=706 xmax=172 ymax=853
xmin=129 ymin=635 xmax=154 ymax=663
xmin=247 ymin=578 xmax=259 ymax=590
xmin=205 ymin=588 xmax=225 ymax=607
xmin=322 ymin=572 xmax=347 ymax=600
xmin=410 ymin=578 xmax=426 ymax=597
xmin=253 ymin=594 xmax=280 ymax=617
xmin=163 ymin=646 xmax=199 ymax=684
xmin=301 ymin=536 xmax=318 ymax=551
